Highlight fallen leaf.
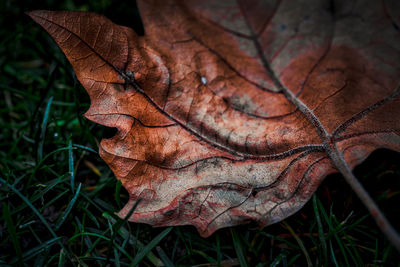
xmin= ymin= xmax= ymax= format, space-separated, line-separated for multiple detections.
xmin=28 ymin=0 xmax=400 ymax=242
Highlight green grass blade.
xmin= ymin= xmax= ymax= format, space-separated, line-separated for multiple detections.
xmin=259 ymin=232 xmax=299 ymax=249
xmin=112 ymin=198 xmax=142 ymax=234
xmin=55 ymin=183 xmax=82 ymax=230
xmin=281 ymin=221 xmax=312 ymax=267
xmin=192 ymin=249 xmax=217 ymax=264
xmin=69 ymin=232 xmax=110 ymax=244
xmin=81 ymin=228 xmax=112 ymax=257
xmin=0 ymin=178 xmax=74 ymax=266
xmin=68 ymin=139 xmax=75 ymax=192
xmin=287 ymin=253 xmax=301 ymax=266
xmin=344 ymin=234 xmax=364 ymax=265
xmin=9 ymin=237 xmax=62 ymax=264
xmin=329 ymin=241 xmax=339 ymax=267
xmin=73 ymin=144 xmax=98 ymax=154
xmin=31 ymin=147 xmax=77 ymax=182
xmin=105 ymin=198 xmax=142 ymax=263
xmin=103 ymin=213 xmax=163 ymax=266
xmin=130 ymin=227 xmax=172 ymax=266
xmin=318 ymin=200 xmax=350 ymax=266
xmin=115 ymin=180 xmax=122 ymax=208
xmin=270 ymin=251 xmax=288 ymax=267
xmin=312 ymin=194 xmax=327 ymax=265
xmin=58 ymin=248 xmax=66 ymax=267
xmin=81 ymin=205 xmax=100 ymax=228
xmin=114 ymin=247 xmax=121 ymax=267
xmin=78 ymin=256 xmax=130 ymax=266
xmin=37 ymin=96 xmax=53 ymax=161
xmin=156 ymin=246 xmax=175 ymax=267
xmin=216 ymin=234 xmax=221 ymax=267
xmin=175 ymin=228 xmax=193 ymax=257
xmin=2 ymin=203 xmax=23 ymax=265
xmin=13 ymin=174 xmax=69 ymax=215
xmin=231 ymin=229 xmax=248 ymax=267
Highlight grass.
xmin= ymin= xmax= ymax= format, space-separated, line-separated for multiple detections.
xmin=1 ymin=0 xmax=400 ymax=266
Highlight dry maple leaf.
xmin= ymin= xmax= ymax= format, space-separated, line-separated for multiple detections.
xmin=28 ymin=0 xmax=400 ymax=249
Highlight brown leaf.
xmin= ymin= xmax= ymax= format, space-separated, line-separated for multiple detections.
xmin=28 ymin=0 xmax=400 ymax=239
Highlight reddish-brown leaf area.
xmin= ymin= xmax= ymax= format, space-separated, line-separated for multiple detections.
xmin=28 ymin=0 xmax=400 ymax=237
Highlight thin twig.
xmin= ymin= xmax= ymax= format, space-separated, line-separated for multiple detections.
xmin=328 ymin=145 xmax=400 ymax=252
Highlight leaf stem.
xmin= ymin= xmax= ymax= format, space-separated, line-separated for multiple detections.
xmin=328 ymin=146 xmax=400 ymax=252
